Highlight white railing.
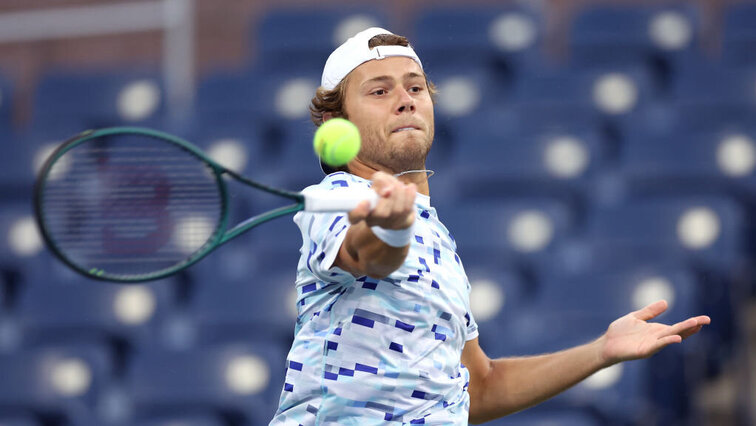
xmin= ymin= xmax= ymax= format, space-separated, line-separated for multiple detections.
xmin=0 ymin=0 xmax=195 ymax=118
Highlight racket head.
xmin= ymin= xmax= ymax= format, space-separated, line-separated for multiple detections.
xmin=34 ymin=127 xmax=230 ymax=283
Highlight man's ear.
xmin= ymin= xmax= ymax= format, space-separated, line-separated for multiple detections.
xmin=322 ymin=112 xmax=334 ymax=122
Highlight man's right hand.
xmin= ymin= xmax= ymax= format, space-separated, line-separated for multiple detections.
xmin=335 ymin=171 xmax=417 ymax=278
xmin=347 ymin=171 xmax=416 ymax=230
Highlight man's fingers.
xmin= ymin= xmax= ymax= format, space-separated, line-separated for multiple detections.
xmin=633 ymin=300 xmax=669 ymax=321
xmin=657 ymin=334 xmax=683 ymax=347
xmin=404 ymin=183 xmax=417 ymax=210
xmin=663 ymin=316 xmax=710 ymax=339
xmin=348 ymin=200 xmax=371 ymax=224
xmin=370 ymin=171 xmax=393 ymax=194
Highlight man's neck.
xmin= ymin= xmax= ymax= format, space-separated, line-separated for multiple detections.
xmin=347 ymin=158 xmax=430 ymax=196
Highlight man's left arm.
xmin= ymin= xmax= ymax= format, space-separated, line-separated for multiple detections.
xmin=462 ymin=300 xmax=710 ymax=424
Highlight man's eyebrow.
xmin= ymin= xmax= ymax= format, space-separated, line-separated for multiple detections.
xmin=361 ymin=72 xmax=426 ymax=88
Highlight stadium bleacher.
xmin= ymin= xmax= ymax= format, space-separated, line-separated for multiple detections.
xmin=0 ymin=1 xmax=754 ymax=425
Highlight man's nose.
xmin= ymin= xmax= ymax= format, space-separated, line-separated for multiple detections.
xmin=396 ymin=89 xmax=415 ymax=113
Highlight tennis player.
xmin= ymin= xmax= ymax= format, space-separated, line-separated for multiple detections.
xmin=270 ymin=27 xmax=710 ymax=425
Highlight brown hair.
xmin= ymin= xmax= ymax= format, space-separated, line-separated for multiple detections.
xmin=310 ymin=33 xmax=437 ymax=127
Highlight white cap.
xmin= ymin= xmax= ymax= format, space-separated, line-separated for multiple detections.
xmin=321 ymin=27 xmax=423 ymax=90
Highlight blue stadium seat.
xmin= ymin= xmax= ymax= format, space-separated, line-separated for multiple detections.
xmin=585 ymin=196 xmax=745 ymax=270
xmin=464 ymin=264 xmax=530 ymax=357
xmin=483 ymin=408 xmax=602 ymax=426
xmin=3 ymin=124 xmax=86 ymax=193
xmin=425 ymin=61 xmax=506 ymax=123
xmin=186 ymin=114 xmax=267 ymax=177
xmin=0 ymin=416 xmax=40 ymax=426
xmin=672 ymin=65 xmax=756 ymax=110
xmin=449 ymin=111 xmax=603 ymax=200
xmin=512 ymin=65 xmax=656 ymax=119
xmin=0 ymin=201 xmax=46 ymax=275
xmin=620 ymin=125 xmax=756 ymax=193
xmin=253 ymin=7 xmax=387 ymax=72
xmin=34 ymin=70 xmax=165 ymax=128
xmin=133 ymin=414 xmax=226 ymax=426
xmin=722 ymin=3 xmax=756 ymax=66
xmin=441 ymin=198 xmax=576 ymax=269
xmin=196 ymin=71 xmax=258 ymax=118
xmin=412 ymin=5 xmax=546 ymax=75
xmin=197 ymin=69 xmax=320 ymax=179
xmin=190 ymin=248 xmax=298 ymax=345
xmin=536 ymin=263 xmax=699 ymax=328
xmin=0 ymin=72 xmax=13 ymax=131
xmin=276 ymin=122 xmax=329 ymax=190
xmin=569 ymin=4 xmax=702 ymax=85
xmin=15 ymin=272 xmax=177 ymax=348
xmin=0 ymin=343 xmax=113 ymax=425
xmin=498 ymin=307 xmax=654 ymax=424
xmin=126 ymin=341 xmax=286 ymax=424
xmin=532 ymin=260 xmax=707 ymax=424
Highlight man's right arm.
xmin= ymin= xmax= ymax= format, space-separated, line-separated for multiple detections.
xmin=334 ymin=171 xmax=416 ymax=279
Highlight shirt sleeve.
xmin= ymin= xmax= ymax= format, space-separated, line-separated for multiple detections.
xmin=465 ymin=308 xmax=479 ymax=341
xmin=293 ymin=209 xmax=354 ymax=283
xmin=293 ymin=174 xmax=371 ymax=283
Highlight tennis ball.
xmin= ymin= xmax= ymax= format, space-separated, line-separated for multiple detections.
xmin=313 ymin=118 xmax=361 ymax=166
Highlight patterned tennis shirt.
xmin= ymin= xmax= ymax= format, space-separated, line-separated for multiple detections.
xmin=270 ymin=172 xmax=478 ymax=425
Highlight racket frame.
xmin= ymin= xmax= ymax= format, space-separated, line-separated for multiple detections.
xmin=34 ymin=126 xmax=307 ymax=283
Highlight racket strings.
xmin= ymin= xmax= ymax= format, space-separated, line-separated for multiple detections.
xmin=40 ymin=135 xmax=224 ymax=278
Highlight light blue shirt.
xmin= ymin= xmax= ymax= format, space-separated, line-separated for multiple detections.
xmin=271 ymin=172 xmax=479 ymax=425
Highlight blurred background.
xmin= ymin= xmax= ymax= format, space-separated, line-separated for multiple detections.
xmin=0 ymin=0 xmax=755 ymax=425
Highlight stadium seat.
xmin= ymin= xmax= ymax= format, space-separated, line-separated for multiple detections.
xmin=585 ymin=195 xmax=745 ymax=270
xmin=464 ymin=263 xmax=530 ymax=357
xmin=442 ymin=198 xmax=576 ymax=269
xmin=0 ymin=72 xmax=13 ymax=131
xmin=126 ymin=341 xmax=286 ymax=424
xmin=512 ymin=64 xmax=656 ymax=120
xmin=34 ymin=70 xmax=165 ymax=128
xmin=569 ymin=3 xmax=702 ymax=87
xmin=197 ymin=69 xmax=320 ymax=181
xmin=497 ymin=306 xmax=654 ymax=424
xmin=15 ymin=271 xmax=177 ymax=349
xmin=536 ymin=263 xmax=699 ymax=329
xmin=449 ymin=110 xmax=603 ymax=201
xmin=253 ymin=6 xmax=388 ymax=73
xmin=0 ymin=201 xmax=46 ymax=275
xmin=190 ymin=248 xmax=298 ymax=346
xmin=0 ymin=416 xmax=40 ymax=426
xmin=412 ymin=4 xmax=546 ymax=76
xmin=3 ymin=123 xmax=87 ymax=194
xmin=132 ymin=414 xmax=226 ymax=426
xmin=483 ymin=407 xmax=602 ymax=426
xmin=0 ymin=343 xmax=113 ymax=425
xmin=620 ymin=125 xmax=756 ymax=194
xmin=196 ymin=71 xmax=259 ymax=118
xmin=671 ymin=64 xmax=756 ymax=112
xmin=425 ymin=61 xmax=505 ymax=124
xmin=722 ymin=3 xmax=756 ymax=66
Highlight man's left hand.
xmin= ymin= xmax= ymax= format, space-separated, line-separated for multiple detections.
xmin=598 ymin=300 xmax=710 ymax=366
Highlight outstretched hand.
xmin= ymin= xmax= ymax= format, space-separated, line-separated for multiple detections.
xmin=599 ymin=300 xmax=710 ymax=365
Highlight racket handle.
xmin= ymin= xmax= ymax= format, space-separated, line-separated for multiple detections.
xmin=303 ymin=188 xmax=379 ymax=212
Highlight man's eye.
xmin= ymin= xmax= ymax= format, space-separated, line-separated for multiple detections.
xmin=373 ymin=89 xmax=386 ymax=96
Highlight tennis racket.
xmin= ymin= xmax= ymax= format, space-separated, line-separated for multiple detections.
xmin=34 ymin=127 xmax=376 ymax=283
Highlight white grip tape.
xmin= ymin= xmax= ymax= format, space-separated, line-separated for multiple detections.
xmin=303 ymin=187 xmax=379 ymax=212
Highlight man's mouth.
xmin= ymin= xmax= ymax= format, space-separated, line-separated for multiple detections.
xmin=392 ymin=126 xmax=419 ymax=133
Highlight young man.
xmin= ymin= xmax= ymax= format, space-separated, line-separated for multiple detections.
xmin=270 ymin=27 xmax=710 ymax=425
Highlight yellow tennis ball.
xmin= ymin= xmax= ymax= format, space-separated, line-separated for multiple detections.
xmin=313 ymin=118 xmax=361 ymax=166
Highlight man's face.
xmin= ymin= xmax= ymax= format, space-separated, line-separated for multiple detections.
xmin=342 ymin=56 xmax=435 ymax=173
